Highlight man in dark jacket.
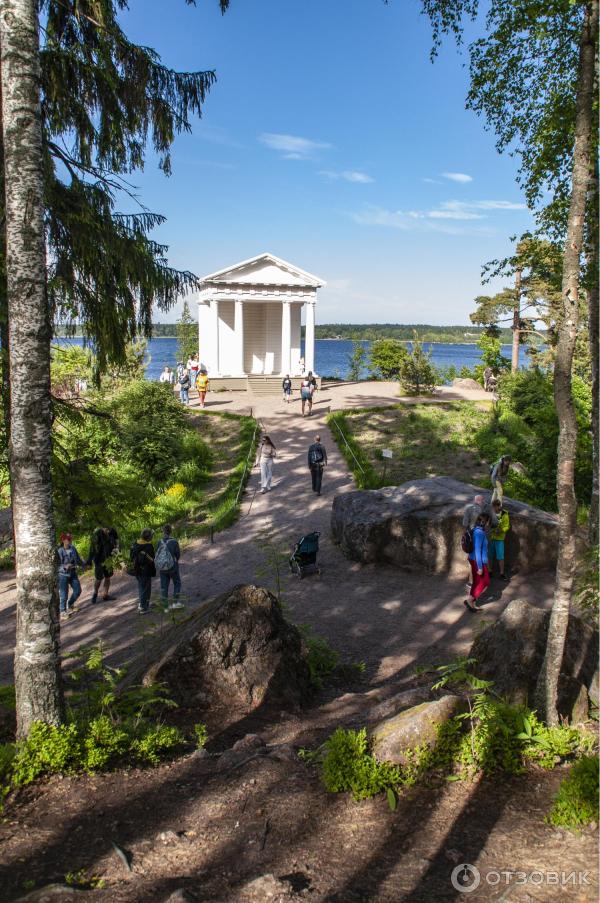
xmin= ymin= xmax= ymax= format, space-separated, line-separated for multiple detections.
xmin=307 ymin=434 xmax=328 ymax=495
xmin=86 ymin=526 xmax=119 ymax=605
xmin=156 ymin=524 xmax=183 ymax=611
xmin=130 ymin=528 xmax=156 ymax=614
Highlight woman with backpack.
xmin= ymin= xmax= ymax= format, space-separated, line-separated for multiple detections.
xmin=464 ymin=513 xmax=490 ymax=612
xmin=130 ymin=528 xmax=156 ymax=614
xmin=255 ymin=435 xmax=276 ymax=493
xmin=57 ymin=532 xmax=84 ymax=619
xmin=179 ymin=368 xmax=191 ymax=405
xmin=156 ymin=524 xmax=184 ymax=610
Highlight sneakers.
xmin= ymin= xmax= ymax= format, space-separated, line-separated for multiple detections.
xmin=60 ymin=610 xmax=70 ymax=620
xmin=168 ymin=602 xmax=185 ymax=611
xmin=102 ymin=594 xmax=117 ymax=602
xmin=137 ymin=606 xmax=150 ymax=615
xmin=90 ymin=594 xmax=99 ymax=605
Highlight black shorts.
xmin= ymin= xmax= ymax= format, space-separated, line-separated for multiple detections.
xmin=94 ymin=563 xmax=113 ymax=581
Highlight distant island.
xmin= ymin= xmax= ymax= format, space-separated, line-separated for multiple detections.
xmin=313 ymin=323 xmax=516 ymax=343
xmin=56 ymin=322 xmax=519 ymax=344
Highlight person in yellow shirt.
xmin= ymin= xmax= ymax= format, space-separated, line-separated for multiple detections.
xmin=196 ymin=370 xmax=209 ymax=408
xmin=489 ymin=498 xmax=510 ymax=580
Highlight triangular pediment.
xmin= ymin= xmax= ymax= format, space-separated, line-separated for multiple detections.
xmin=199 ymin=253 xmax=326 ymax=288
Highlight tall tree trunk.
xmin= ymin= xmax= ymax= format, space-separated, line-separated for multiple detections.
xmin=535 ymin=0 xmax=599 ymax=725
xmin=587 ymin=162 xmax=599 ymax=547
xmin=0 ymin=0 xmax=63 ymax=736
xmin=511 ymin=266 xmax=522 ymax=373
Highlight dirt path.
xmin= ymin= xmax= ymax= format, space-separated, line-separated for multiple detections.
xmin=0 ymin=380 xmax=553 ymax=696
xmin=0 ymin=382 xmax=595 ymax=903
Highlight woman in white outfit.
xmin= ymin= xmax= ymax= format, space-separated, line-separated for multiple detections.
xmin=255 ymin=436 xmax=276 ymax=493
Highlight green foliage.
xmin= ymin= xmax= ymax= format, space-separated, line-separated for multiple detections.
xmin=547 ymin=756 xmax=599 ymax=829
xmin=347 ymin=342 xmax=368 ymax=381
xmin=0 ymin=642 xmax=187 ymax=804
xmin=0 ymin=684 xmax=15 ymax=710
xmin=368 ymin=338 xmax=408 ymax=380
xmin=398 ymin=334 xmax=438 ymax=395
xmin=477 ymin=331 xmax=510 ymax=373
xmin=327 ymin=411 xmax=381 ymax=489
xmin=309 ymin=659 xmax=596 ymax=807
xmin=130 ymin=725 xmax=184 ymax=765
xmin=322 ymin=728 xmax=401 ymax=801
xmin=177 ymin=300 xmax=198 ymax=367
xmin=315 ymin=324 xmax=516 ymax=343
xmin=64 ymin=870 xmax=105 ymax=890
xmin=194 ymin=723 xmax=208 ymax=750
xmin=299 ymin=625 xmax=339 ymax=690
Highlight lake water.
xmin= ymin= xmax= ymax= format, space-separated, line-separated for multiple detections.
xmin=55 ymin=336 xmax=527 ymax=381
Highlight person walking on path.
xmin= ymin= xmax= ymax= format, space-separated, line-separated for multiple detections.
xmin=282 ymin=375 xmax=292 ymax=403
xmin=179 ymin=368 xmax=191 ymax=405
xmin=57 ymin=533 xmax=84 ymax=619
xmin=255 ymin=435 xmax=276 ymax=493
xmin=130 ymin=528 xmax=156 ymax=614
xmin=491 ymin=454 xmax=512 ymax=503
xmin=308 ymin=434 xmax=327 ymax=496
xmin=489 ymin=498 xmax=510 ymax=580
xmin=156 ymin=524 xmax=184 ymax=610
xmin=197 ymin=370 xmax=209 ymax=408
xmin=301 ymin=373 xmax=317 ymax=416
xmin=465 ymin=513 xmax=490 ymax=612
xmin=86 ymin=526 xmax=119 ymax=605
xmin=187 ymin=353 xmax=199 ymax=389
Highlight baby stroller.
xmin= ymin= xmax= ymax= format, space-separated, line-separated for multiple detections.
xmin=289 ymin=531 xmax=321 ymax=579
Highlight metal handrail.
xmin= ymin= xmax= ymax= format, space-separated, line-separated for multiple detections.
xmin=235 ymin=419 xmax=261 ymax=506
xmin=330 ymin=415 xmax=365 ymax=475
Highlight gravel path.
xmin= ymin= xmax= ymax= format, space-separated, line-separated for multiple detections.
xmin=0 ymin=381 xmax=554 ymax=705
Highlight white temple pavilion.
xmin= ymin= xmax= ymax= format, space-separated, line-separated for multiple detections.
xmin=197 ymin=253 xmax=326 ymax=391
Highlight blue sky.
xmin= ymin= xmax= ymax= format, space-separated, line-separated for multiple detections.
xmin=119 ymin=0 xmax=531 ymax=325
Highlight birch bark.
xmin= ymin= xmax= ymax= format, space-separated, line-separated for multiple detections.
xmin=0 ymin=0 xmax=63 ymax=736
xmin=535 ymin=0 xmax=599 ymax=724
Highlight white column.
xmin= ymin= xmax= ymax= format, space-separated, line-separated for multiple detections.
xmin=281 ymin=300 xmax=291 ymax=375
xmin=210 ymin=298 xmax=220 ymax=375
xmin=305 ymin=300 xmax=315 ymax=373
xmin=234 ymin=299 xmax=245 ymax=375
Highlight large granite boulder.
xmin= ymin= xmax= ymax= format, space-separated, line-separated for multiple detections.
xmin=469 ymin=598 xmax=599 ymax=721
xmin=331 ymin=476 xmax=558 ymax=576
xmin=370 ymin=695 xmax=465 ymax=764
xmin=137 ymin=584 xmax=312 ymax=712
xmin=452 ymin=377 xmax=482 ymax=391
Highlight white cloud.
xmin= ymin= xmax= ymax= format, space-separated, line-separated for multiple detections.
xmin=441 ymin=172 xmax=473 ymax=183
xmin=319 ymin=169 xmax=374 ymax=184
xmin=350 ymin=198 xmax=530 ymax=236
xmin=258 ymin=132 xmax=332 ymax=159
xmin=422 ymin=177 xmax=440 ymax=184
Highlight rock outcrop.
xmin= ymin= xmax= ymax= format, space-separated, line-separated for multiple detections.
xmin=370 ymin=695 xmax=465 ymax=764
xmin=469 ymin=598 xmax=599 ymax=721
xmin=331 ymin=476 xmax=558 ymax=576
xmin=137 ymin=584 xmax=312 ymax=712
xmin=452 ymin=377 xmax=482 ymax=391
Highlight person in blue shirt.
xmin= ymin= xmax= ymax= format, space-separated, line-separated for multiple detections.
xmin=465 ymin=513 xmax=491 ymax=612
xmin=57 ymin=533 xmax=84 ymax=619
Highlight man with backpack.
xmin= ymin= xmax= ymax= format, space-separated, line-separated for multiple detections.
xmin=308 ymin=434 xmax=327 ymax=495
xmin=130 ymin=528 xmax=156 ymax=614
xmin=156 ymin=524 xmax=184 ymax=610
xmin=86 ymin=525 xmax=119 ymax=605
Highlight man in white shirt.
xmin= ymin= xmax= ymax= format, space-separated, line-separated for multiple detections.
xmin=159 ymin=366 xmax=173 ymax=384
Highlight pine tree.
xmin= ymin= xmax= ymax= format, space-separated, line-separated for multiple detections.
xmin=176 ymin=301 xmax=198 ymax=366
xmin=0 ymin=0 xmax=230 ymax=736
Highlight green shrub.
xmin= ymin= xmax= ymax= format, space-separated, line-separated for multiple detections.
xmin=547 ymin=756 xmax=599 ymax=829
xmin=322 ymin=728 xmax=401 ymax=801
xmin=130 ymin=725 xmax=184 ymax=765
xmin=194 ymin=723 xmax=208 ymax=749
xmin=10 ymin=722 xmax=82 ymax=787
xmin=299 ymin=625 xmax=339 ymax=690
xmin=83 ymin=715 xmax=129 ymax=770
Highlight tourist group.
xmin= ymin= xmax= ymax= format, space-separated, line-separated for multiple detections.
xmin=57 ymin=523 xmax=186 ymax=619
xmin=461 ymin=455 xmax=512 ymax=612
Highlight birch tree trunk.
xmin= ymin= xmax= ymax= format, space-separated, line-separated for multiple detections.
xmin=587 ymin=162 xmax=599 ymax=547
xmin=511 ymin=267 xmax=521 ymax=373
xmin=0 ymin=0 xmax=63 ymax=736
xmin=535 ymin=0 xmax=599 ymax=724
